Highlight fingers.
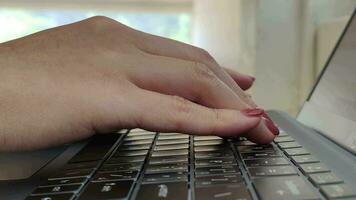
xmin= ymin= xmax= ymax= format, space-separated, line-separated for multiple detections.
xmin=133 ymin=32 xmax=257 ymax=107
xmin=126 ymin=54 xmax=249 ymax=110
xmin=129 ymin=88 xmax=270 ymax=140
xmin=223 ymin=67 xmax=255 ymax=90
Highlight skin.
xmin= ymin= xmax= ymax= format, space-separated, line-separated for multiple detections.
xmin=0 ymin=16 xmax=277 ymax=152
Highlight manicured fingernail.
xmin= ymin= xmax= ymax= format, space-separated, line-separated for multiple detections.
xmin=249 ymin=76 xmax=255 ymax=82
xmin=242 ymin=108 xmax=264 ymax=117
xmin=263 ymin=118 xmax=279 ymax=135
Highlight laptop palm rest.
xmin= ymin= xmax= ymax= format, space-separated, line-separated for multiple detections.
xmin=0 ymin=146 xmax=66 ymax=180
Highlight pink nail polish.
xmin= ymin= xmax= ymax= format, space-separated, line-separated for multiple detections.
xmin=242 ymin=108 xmax=264 ymax=117
xmin=263 ymin=118 xmax=279 ymax=135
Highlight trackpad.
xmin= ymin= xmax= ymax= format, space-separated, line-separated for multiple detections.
xmin=0 ymin=146 xmax=66 ymax=180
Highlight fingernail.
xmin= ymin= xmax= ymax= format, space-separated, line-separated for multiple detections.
xmin=249 ymin=76 xmax=255 ymax=82
xmin=242 ymin=108 xmax=264 ymax=117
xmin=263 ymin=118 xmax=279 ymax=135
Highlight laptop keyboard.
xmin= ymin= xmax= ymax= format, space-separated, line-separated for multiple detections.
xmin=25 ymin=129 xmax=356 ymax=200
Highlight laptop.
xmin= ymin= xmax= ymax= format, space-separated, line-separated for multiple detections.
xmin=1 ymin=9 xmax=356 ymax=200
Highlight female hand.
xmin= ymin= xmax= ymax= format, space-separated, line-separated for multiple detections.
xmin=0 ymin=16 xmax=278 ymax=151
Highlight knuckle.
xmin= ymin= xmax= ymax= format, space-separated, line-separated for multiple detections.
xmin=192 ymin=62 xmax=216 ymax=82
xmin=84 ymin=16 xmax=118 ymax=31
xmin=197 ymin=48 xmax=215 ymax=63
xmin=169 ymin=96 xmax=192 ymax=131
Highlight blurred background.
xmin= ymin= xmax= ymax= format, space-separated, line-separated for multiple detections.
xmin=0 ymin=0 xmax=355 ymax=116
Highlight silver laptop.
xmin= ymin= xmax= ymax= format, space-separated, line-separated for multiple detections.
xmin=1 ymin=9 xmax=356 ymax=200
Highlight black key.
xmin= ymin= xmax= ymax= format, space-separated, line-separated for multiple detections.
xmin=195 ymin=165 xmax=240 ymax=177
xmin=143 ymin=172 xmax=187 ymax=183
xmin=237 ymin=145 xmax=275 ymax=153
xmin=119 ymin=144 xmax=151 ymax=151
xmin=32 ymin=184 xmax=82 ymax=195
xmin=299 ymin=163 xmax=330 ymax=174
xmin=114 ymin=149 xmax=148 ymax=157
xmin=195 ymin=184 xmax=251 ymax=200
xmin=100 ymin=163 xmax=142 ymax=172
xmin=273 ymin=136 xmax=295 ymax=143
xmin=278 ymin=142 xmax=302 ymax=149
xmin=194 ymin=140 xmax=225 ymax=147
xmin=123 ymin=139 xmax=153 ymax=146
xmin=158 ymin=134 xmax=189 ymax=140
xmin=136 ymin=182 xmax=187 ymax=200
xmin=26 ymin=193 xmax=74 ymax=200
xmin=49 ymin=169 xmax=94 ymax=180
xmin=309 ymin=172 xmax=343 ymax=185
xmin=154 ymin=144 xmax=189 ymax=151
xmin=69 ymin=133 xmax=120 ymax=163
xmin=93 ymin=170 xmax=138 ymax=182
xmin=194 ymin=136 xmax=222 ymax=141
xmin=194 ymin=146 xmax=230 ymax=152
xmin=41 ymin=177 xmax=87 ymax=186
xmin=151 ymin=149 xmax=188 ymax=157
xmin=79 ymin=180 xmax=133 ymax=200
xmin=284 ymin=148 xmax=309 ymax=156
xmin=124 ymin=135 xmax=155 ymax=141
xmin=253 ymin=177 xmax=319 ymax=200
xmin=248 ymin=166 xmax=297 ymax=177
xmin=244 ymin=158 xmax=289 ymax=167
xmin=241 ymin=152 xmax=281 ymax=159
xmin=106 ymin=155 xmax=145 ymax=164
xmin=195 ymin=151 xmax=233 ymax=159
xmin=62 ymin=161 xmax=99 ymax=170
xmin=195 ymin=174 xmax=243 ymax=187
xmin=195 ymin=157 xmax=236 ymax=167
xmin=320 ymin=184 xmax=356 ymax=199
xmin=145 ymin=163 xmax=188 ymax=174
xmin=149 ymin=155 xmax=188 ymax=165
xmin=291 ymin=155 xmax=319 ymax=164
xmin=156 ymin=139 xmax=189 ymax=146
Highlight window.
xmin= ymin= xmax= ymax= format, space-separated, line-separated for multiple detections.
xmin=0 ymin=9 xmax=191 ymax=43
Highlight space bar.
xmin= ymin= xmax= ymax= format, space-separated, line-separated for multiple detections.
xmin=69 ymin=133 xmax=121 ymax=163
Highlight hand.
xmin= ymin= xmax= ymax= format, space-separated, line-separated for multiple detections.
xmin=0 ymin=16 xmax=278 ymax=151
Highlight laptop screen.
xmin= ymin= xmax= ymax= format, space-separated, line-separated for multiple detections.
xmin=298 ymin=9 xmax=356 ymax=154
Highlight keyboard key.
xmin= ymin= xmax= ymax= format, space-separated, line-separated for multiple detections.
xmin=194 ymin=136 xmax=222 ymax=141
xmin=114 ymin=149 xmax=148 ymax=157
xmin=299 ymin=163 xmax=330 ymax=174
xmin=241 ymin=152 xmax=281 ymax=159
xmin=136 ymin=182 xmax=187 ymax=200
xmin=143 ymin=172 xmax=187 ymax=183
xmin=123 ymin=139 xmax=153 ymax=146
xmin=284 ymin=148 xmax=309 ymax=156
xmin=253 ymin=177 xmax=319 ymax=200
xmin=92 ymin=170 xmax=138 ymax=182
xmin=100 ymin=163 xmax=142 ymax=172
xmin=41 ymin=177 xmax=87 ymax=186
xmin=321 ymin=184 xmax=356 ymax=199
xmin=158 ymin=134 xmax=189 ymax=140
xmin=195 ymin=174 xmax=243 ymax=187
xmin=79 ymin=180 xmax=133 ymax=200
xmin=235 ymin=141 xmax=257 ymax=146
xmin=156 ymin=139 xmax=189 ymax=146
xmin=63 ymin=161 xmax=99 ymax=170
xmin=149 ymin=155 xmax=188 ymax=165
xmin=195 ymin=151 xmax=233 ymax=159
xmin=126 ymin=131 xmax=155 ymax=137
xmin=237 ymin=145 xmax=275 ymax=153
xmin=274 ymin=136 xmax=295 ymax=143
xmin=124 ymin=135 xmax=155 ymax=141
xmin=48 ymin=169 xmax=94 ymax=180
xmin=145 ymin=163 xmax=188 ymax=174
xmin=154 ymin=144 xmax=189 ymax=151
xmin=278 ymin=142 xmax=302 ymax=149
xmin=195 ymin=157 xmax=237 ymax=167
xmin=32 ymin=184 xmax=82 ymax=195
xmin=26 ymin=193 xmax=74 ymax=200
xmin=195 ymin=184 xmax=251 ymax=200
xmin=69 ymin=133 xmax=120 ymax=163
xmin=194 ymin=146 xmax=230 ymax=152
xmin=309 ymin=172 xmax=343 ymax=185
xmin=151 ymin=149 xmax=188 ymax=157
xmin=194 ymin=140 xmax=225 ymax=146
xmin=195 ymin=165 xmax=240 ymax=177
xmin=106 ymin=155 xmax=145 ymax=164
xmin=119 ymin=144 xmax=151 ymax=151
xmin=129 ymin=128 xmax=150 ymax=133
xmin=244 ymin=158 xmax=289 ymax=167
xmin=291 ymin=155 xmax=319 ymax=164
xmin=248 ymin=166 xmax=297 ymax=177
